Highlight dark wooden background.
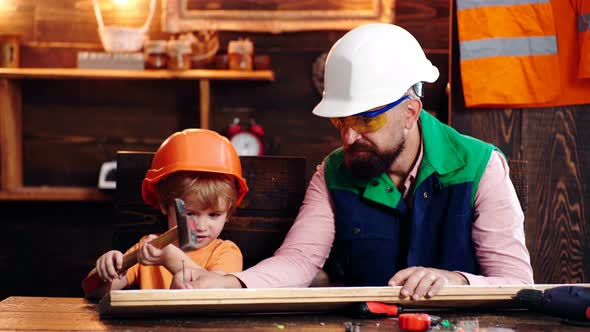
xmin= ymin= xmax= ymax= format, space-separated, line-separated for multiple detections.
xmin=0 ymin=0 xmax=587 ymax=300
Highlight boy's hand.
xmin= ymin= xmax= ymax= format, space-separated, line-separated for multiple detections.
xmin=96 ymin=250 xmax=125 ymax=282
xmin=170 ymin=268 xmax=243 ymax=289
xmin=138 ymin=234 xmax=184 ymax=267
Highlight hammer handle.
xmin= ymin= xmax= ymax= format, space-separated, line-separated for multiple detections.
xmin=82 ymin=227 xmax=179 ymax=296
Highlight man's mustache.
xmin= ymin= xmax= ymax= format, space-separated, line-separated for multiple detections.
xmin=347 ymin=141 xmax=375 ymax=153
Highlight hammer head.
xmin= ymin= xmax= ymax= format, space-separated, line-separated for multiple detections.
xmin=174 ymin=198 xmax=199 ymax=251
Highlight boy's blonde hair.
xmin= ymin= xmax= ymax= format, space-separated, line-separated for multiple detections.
xmin=155 ymin=172 xmax=238 ymax=216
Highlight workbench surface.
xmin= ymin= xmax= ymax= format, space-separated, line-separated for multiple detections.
xmin=0 ymin=296 xmax=587 ymax=331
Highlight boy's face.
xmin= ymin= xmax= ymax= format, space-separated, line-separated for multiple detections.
xmin=166 ymin=200 xmax=229 ymax=250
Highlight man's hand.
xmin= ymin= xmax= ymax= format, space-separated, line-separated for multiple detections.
xmin=170 ymin=268 xmax=243 ymax=289
xmin=388 ymin=267 xmax=468 ymax=300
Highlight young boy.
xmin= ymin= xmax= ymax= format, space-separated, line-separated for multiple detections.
xmin=83 ymin=129 xmax=248 ymax=299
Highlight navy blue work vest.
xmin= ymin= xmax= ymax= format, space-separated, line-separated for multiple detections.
xmin=324 ymin=111 xmax=496 ymax=286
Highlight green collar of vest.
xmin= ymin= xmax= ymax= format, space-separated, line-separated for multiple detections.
xmin=323 ymin=110 xmax=468 ymax=209
xmin=415 ymin=111 xmax=465 ymax=187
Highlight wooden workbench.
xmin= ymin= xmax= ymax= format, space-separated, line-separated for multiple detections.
xmin=1 ymin=296 xmax=588 ymax=331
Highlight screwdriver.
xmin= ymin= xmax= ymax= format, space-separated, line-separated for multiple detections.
xmin=350 ymin=301 xmax=403 ymax=318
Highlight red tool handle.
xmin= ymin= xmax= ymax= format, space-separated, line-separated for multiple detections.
xmin=366 ymin=301 xmax=400 ymax=316
xmin=399 ymin=313 xmax=432 ymax=331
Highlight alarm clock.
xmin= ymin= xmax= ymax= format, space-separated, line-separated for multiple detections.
xmin=227 ymin=117 xmax=264 ymax=156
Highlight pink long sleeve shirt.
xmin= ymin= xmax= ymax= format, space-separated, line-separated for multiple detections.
xmin=234 ymin=147 xmax=534 ymax=288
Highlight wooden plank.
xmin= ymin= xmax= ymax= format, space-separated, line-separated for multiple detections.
xmin=99 ymin=284 xmax=590 ymax=316
xmin=396 ymin=0 xmax=450 ymax=50
xmin=199 ymin=79 xmax=210 ymax=129
xmin=451 ymin=108 xmax=522 ymax=160
xmin=0 ymin=296 xmax=92 ymax=312
xmin=0 ymin=186 xmax=112 ymax=201
xmin=0 ymin=1 xmax=35 ymax=41
xmin=0 ymin=79 xmax=23 ymax=191
xmin=0 ymin=296 xmax=572 ymax=331
xmin=164 ymin=0 xmax=394 ymax=33
xmin=0 ymin=68 xmax=275 ymax=81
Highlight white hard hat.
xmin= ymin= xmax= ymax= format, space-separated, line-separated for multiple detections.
xmin=312 ymin=23 xmax=439 ymax=118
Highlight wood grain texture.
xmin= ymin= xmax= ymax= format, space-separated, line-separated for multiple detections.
xmin=3 ymin=296 xmax=587 ymax=332
xmin=0 ymin=187 xmax=111 ymax=201
xmin=454 ymin=105 xmax=589 ymax=284
xmin=452 ymin=108 xmax=522 ymax=160
xmin=199 ymin=79 xmax=210 ymax=128
xmin=99 ymin=284 xmax=590 ymax=316
xmin=186 ymin=0 xmax=377 ymax=11
xmin=523 ymin=107 xmax=588 ymax=284
xmin=164 ymin=0 xmax=394 ymax=33
xmin=395 ymin=0 xmax=449 ymax=51
xmin=0 ymin=1 xmax=35 ymax=41
xmin=0 ymin=79 xmax=23 ymax=190
xmin=0 ymin=68 xmax=275 ymax=80
xmin=449 ymin=0 xmax=590 ymax=284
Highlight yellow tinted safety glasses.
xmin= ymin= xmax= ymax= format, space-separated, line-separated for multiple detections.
xmin=330 ymin=95 xmax=412 ymax=134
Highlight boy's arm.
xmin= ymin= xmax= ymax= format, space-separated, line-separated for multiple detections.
xmin=139 ymin=236 xmax=205 ymax=274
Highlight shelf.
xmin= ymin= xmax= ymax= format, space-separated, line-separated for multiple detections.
xmin=0 ymin=187 xmax=112 ymax=201
xmin=0 ymin=68 xmax=275 ymax=201
xmin=0 ymin=68 xmax=275 ymax=81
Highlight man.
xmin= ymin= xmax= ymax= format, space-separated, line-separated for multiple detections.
xmin=171 ymin=23 xmax=534 ymax=300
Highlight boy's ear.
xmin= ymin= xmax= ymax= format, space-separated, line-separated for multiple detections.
xmin=159 ymin=203 xmax=168 ymax=215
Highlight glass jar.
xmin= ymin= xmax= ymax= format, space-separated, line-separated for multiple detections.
xmin=228 ymin=38 xmax=253 ymax=71
xmin=144 ymin=40 xmax=168 ymax=69
xmin=0 ymin=35 xmax=20 ymax=68
xmin=167 ymin=40 xmax=192 ymax=70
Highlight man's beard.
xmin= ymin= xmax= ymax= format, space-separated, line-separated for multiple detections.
xmin=344 ymin=139 xmax=405 ymax=180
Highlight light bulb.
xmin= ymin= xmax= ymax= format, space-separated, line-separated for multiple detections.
xmin=0 ymin=0 xmax=17 ymax=11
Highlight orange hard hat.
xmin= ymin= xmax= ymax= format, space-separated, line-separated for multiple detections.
xmin=142 ymin=129 xmax=248 ymax=209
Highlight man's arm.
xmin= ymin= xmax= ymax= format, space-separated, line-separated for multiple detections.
xmin=388 ymin=150 xmax=534 ymax=300
xmin=170 ymin=165 xmax=336 ymax=289
xmin=232 ymin=164 xmax=336 ymax=288
xmin=461 ymin=150 xmax=534 ymax=285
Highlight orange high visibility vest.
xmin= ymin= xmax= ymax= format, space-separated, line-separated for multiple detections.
xmin=458 ymin=0 xmax=590 ymax=108
xmin=575 ymin=0 xmax=590 ymax=79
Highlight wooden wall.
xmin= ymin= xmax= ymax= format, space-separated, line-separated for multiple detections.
xmin=0 ymin=0 xmax=586 ymax=300
xmin=450 ymin=8 xmax=590 ymax=284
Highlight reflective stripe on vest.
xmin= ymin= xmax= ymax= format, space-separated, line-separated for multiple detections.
xmin=458 ymin=0 xmax=549 ymax=10
xmin=460 ymin=36 xmax=557 ymax=60
xmin=457 ymin=0 xmax=561 ymax=107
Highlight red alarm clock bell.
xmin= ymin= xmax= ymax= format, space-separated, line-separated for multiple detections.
xmin=227 ymin=117 xmax=264 ymax=156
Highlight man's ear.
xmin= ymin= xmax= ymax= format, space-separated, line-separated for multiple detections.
xmin=405 ymin=98 xmax=422 ymax=129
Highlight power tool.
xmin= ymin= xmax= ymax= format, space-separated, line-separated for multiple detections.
xmin=513 ymin=285 xmax=590 ymax=325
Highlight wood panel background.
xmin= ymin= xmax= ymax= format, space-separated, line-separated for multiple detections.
xmin=0 ymin=0 xmax=587 ymax=300
xmin=450 ymin=7 xmax=590 ymax=284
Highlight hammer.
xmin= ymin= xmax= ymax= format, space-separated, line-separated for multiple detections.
xmin=82 ymin=198 xmax=198 ymax=296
